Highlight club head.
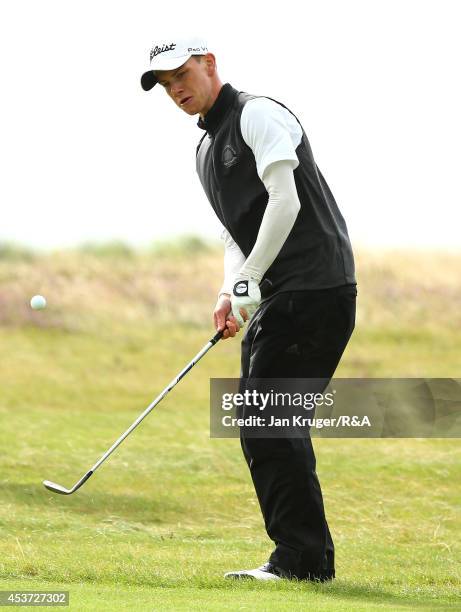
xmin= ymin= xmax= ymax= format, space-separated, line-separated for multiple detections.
xmin=43 ymin=470 xmax=93 ymax=496
xmin=43 ymin=480 xmax=73 ymax=495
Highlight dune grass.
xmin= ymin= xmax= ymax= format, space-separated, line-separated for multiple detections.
xmin=0 ymin=243 xmax=460 ymax=610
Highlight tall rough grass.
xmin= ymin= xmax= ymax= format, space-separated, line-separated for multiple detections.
xmin=0 ymin=237 xmax=219 ymax=332
xmin=1 ymin=238 xmax=460 ymax=338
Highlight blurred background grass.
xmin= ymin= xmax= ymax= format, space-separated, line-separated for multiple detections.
xmin=1 ymin=237 xmax=460 ymax=374
xmin=0 ymin=238 xmax=460 ymax=610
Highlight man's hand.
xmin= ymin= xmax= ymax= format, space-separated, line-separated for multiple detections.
xmin=213 ymin=294 xmax=241 ymax=340
xmin=231 ymin=278 xmax=261 ymax=327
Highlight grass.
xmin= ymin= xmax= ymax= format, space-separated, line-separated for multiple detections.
xmin=0 ymin=243 xmax=460 ymax=609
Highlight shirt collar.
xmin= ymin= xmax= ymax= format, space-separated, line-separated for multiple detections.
xmin=197 ymin=83 xmax=237 ymax=135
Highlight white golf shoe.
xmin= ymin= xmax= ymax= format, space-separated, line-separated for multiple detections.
xmin=224 ymin=562 xmax=285 ymax=580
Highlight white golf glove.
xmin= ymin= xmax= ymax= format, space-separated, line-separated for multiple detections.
xmin=231 ymin=278 xmax=261 ymax=327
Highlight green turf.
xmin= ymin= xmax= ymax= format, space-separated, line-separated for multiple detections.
xmin=0 ymin=249 xmax=460 ymax=610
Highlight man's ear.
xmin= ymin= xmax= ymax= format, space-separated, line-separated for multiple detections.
xmin=204 ymin=53 xmax=217 ymax=75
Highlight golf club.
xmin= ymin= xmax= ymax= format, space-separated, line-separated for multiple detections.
xmin=43 ymin=329 xmax=224 ymax=495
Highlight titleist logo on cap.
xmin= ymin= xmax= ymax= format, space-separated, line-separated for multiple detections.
xmin=150 ymin=43 xmax=176 ymax=62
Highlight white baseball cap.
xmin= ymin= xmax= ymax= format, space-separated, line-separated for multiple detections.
xmin=141 ymin=36 xmax=209 ymax=91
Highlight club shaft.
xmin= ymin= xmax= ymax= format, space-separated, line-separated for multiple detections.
xmin=90 ymin=331 xmax=223 ymax=473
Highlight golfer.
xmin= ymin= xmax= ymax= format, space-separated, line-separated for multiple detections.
xmin=141 ymin=36 xmax=357 ymax=581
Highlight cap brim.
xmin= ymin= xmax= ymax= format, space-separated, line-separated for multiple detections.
xmin=141 ymin=71 xmax=158 ymax=91
xmin=140 ymin=54 xmax=193 ymax=91
xmin=151 ymin=54 xmax=191 ymax=71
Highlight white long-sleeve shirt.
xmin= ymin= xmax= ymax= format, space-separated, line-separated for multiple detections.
xmin=219 ymin=97 xmax=303 ymax=296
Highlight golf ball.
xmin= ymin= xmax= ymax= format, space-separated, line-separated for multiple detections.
xmin=30 ymin=295 xmax=47 ymax=310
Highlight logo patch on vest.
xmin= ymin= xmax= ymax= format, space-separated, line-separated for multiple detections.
xmin=222 ymin=145 xmax=238 ymax=168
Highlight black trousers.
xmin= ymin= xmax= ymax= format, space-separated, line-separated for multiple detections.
xmin=239 ymin=284 xmax=357 ymax=580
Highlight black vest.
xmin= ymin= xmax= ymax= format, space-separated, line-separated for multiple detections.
xmin=196 ymin=83 xmax=356 ymax=297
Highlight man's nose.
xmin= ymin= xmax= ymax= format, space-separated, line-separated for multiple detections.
xmin=171 ymin=82 xmax=184 ymax=98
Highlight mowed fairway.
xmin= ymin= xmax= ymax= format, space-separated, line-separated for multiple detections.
xmin=0 ymin=244 xmax=460 ymax=610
